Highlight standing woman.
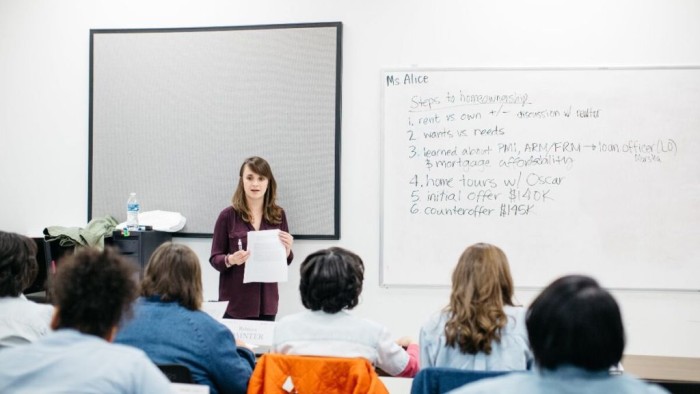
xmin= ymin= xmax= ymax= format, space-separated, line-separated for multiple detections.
xmin=420 ymin=243 xmax=532 ymax=370
xmin=210 ymin=156 xmax=294 ymax=321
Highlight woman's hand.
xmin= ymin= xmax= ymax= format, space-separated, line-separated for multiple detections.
xmin=227 ymin=250 xmax=250 ymax=266
xmin=279 ymin=231 xmax=294 ymax=257
xmin=395 ymin=336 xmax=417 ymax=348
xmin=236 ymin=338 xmax=255 ymax=351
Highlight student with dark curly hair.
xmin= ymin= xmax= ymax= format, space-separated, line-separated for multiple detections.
xmin=272 ymin=247 xmax=419 ymax=377
xmin=0 ymin=231 xmax=53 ymax=347
xmin=0 ymin=247 xmax=171 ymax=393
xmin=449 ymin=275 xmax=669 ymax=394
xmin=117 ymin=242 xmax=255 ymax=394
xmin=420 ymin=243 xmax=532 ymax=370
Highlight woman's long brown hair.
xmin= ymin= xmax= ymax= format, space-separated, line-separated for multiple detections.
xmin=444 ymin=243 xmax=515 ymax=354
xmin=141 ymin=242 xmax=203 ymax=311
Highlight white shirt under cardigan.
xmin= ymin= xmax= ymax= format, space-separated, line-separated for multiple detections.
xmin=273 ymin=310 xmax=412 ymax=376
xmin=0 ymin=294 xmax=53 ymax=348
xmin=420 ymin=305 xmax=533 ymax=370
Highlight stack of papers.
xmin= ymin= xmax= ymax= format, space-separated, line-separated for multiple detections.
xmin=243 ymin=229 xmax=288 ymax=283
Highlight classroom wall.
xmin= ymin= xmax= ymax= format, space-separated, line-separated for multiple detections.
xmin=2 ymin=0 xmax=699 ymax=357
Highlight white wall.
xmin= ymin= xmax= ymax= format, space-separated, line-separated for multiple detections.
xmin=2 ymin=0 xmax=699 ymax=357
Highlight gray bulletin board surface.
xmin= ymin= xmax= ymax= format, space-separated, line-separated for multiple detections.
xmin=89 ymin=22 xmax=342 ymax=238
xmin=381 ymin=67 xmax=700 ymax=290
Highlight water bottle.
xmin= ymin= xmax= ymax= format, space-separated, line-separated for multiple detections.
xmin=126 ymin=192 xmax=140 ymax=231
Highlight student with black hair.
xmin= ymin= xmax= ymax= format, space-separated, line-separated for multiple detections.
xmin=448 ymin=275 xmax=668 ymax=394
xmin=0 ymin=230 xmax=53 ymax=347
xmin=0 ymin=247 xmax=171 ymax=393
xmin=272 ymin=247 xmax=419 ymax=377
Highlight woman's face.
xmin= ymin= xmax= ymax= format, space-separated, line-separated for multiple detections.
xmin=242 ymin=165 xmax=269 ymax=202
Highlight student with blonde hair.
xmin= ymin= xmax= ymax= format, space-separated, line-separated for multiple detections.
xmin=420 ymin=243 xmax=532 ymax=370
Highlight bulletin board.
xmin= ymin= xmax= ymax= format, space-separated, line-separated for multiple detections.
xmin=89 ymin=22 xmax=342 ymax=238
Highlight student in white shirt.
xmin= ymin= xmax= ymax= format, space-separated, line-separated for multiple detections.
xmin=273 ymin=247 xmax=420 ymax=377
xmin=0 ymin=231 xmax=53 ymax=348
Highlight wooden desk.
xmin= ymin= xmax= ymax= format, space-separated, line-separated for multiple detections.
xmin=622 ymin=355 xmax=700 ymax=382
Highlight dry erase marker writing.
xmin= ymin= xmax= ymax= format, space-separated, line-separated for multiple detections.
xmin=238 ymin=239 xmax=243 ymax=251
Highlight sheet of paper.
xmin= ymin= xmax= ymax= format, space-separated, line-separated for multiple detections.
xmin=202 ymin=301 xmax=227 ymax=320
xmin=201 ymin=302 xmax=274 ymax=351
xmin=243 ymin=229 xmax=288 ymax=283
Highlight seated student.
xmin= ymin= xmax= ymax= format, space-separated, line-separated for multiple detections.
xmin=420 ymin=243 xmax=532 ymax=370
xmin=115 ymin=242 xmax=254 ymax=394
xmin=0 ymin=231 xmax=54 ymax=347
xmin=273 ymin=247 xmax=419 ymax=377
xmin=448 ymin=275 xmax=669 ymax=394
xmin=0 ymin=246 xmax=171 ymax=393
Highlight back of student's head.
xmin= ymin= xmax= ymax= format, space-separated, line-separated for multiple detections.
xmin=140 ymin=242 xmax=203 ymax=310
xmin=299 ymin=247 xmax=364 ymax=313
xmin=0 ymin=231 xmax=38 ymax=297
xmin=51 ymin=246 xmax=138 ymax=338
xmin=527 ymin=275 xmax=624 ymax=371
xmin=445 ymin=242 xmax=515 ymax=354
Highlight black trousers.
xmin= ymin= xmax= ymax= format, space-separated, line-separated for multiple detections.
xmin=223 ymin=312 xmax=275 ymax=321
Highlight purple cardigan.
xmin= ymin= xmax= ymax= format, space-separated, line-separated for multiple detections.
xmin=209 ymin=206 xmax=293 ymax=318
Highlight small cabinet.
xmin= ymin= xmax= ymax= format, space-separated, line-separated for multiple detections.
xmin=108 ymin=230 xmax=172 ymax=278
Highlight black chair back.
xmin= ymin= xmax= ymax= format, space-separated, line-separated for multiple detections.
xmin=157 ymin=364 xmax=193 ymax=383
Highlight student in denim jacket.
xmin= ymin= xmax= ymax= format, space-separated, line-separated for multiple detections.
xmin=117 ymin=242 xmax=255 ymax=394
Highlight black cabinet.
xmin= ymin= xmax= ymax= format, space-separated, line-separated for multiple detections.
xmin=108 ymin=230 xmax=172 ymax=278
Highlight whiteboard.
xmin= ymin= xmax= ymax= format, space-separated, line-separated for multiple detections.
xmin=380 ymin=67 xmax=700 ymax=290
